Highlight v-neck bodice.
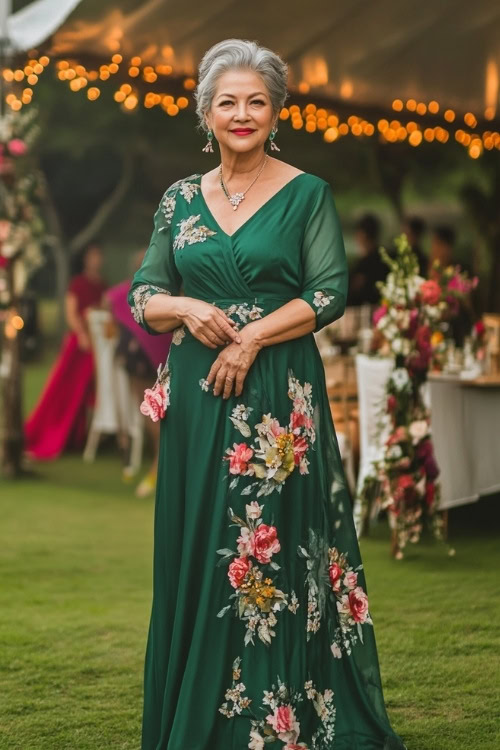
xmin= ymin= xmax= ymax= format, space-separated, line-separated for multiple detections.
xmin=168 ymin=172 xmax=343 ymax=307
xmin=129 ymin=169 xmax=348 ymax=336
xmin=197 ymin=172 xmax=307 ymax=240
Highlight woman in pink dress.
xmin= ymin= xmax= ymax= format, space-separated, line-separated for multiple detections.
xmin=25 ymin=242 xmax=107 ymax=460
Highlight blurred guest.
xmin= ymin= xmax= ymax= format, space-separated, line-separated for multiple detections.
xmin=347 ymin=213 xmax=387 ymax=306
xmin=25 ymin=241 xmax=107 ymax=460
xmin=430 ymin=225 xmax=475 ymax=344
xmin=430 ymin=225 xmax=456 ymax=268
xmin=106 ymin=250 xmax=172 ymax=498
xmin=403 ymin=216 xmax=428 ymax=276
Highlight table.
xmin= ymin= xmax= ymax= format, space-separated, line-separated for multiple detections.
xmin=428 ymin=373 xmax=500 ymax=509
xmin=354 ymin=355 xmax=500 ymax=510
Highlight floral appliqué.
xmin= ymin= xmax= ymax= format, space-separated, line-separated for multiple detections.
xmin=313 ymin=291 xmax=334 ymax=311
xmin=159 ymin=174 xmax=201 ymax=228
xmin=222 ymin=302 xmax=264 ymax=330
xmin=219 ymin=656 xmax=252 ymax=718
xmin=173 ymin=214 xmax=216 ymax=251
xmin=298 ymin=531 xmax=372 ymax=654
xmin=219 ymin=661 xmax=336 ymax=750
xmin=172 ymin=326 xmax=185 ymax=346
xmin=140 ymin=361 xmax=171 ymax=422
xmin=216 ymin=502 xmax=297 ymax=646
xmin=223 ymin=371 xmax=316 ymax=497
xmin=131 ymin=284 xmax=171 ymax=326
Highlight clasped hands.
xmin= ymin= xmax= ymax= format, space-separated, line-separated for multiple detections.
xmin=179 ymin=298 xmax=262 ymax=399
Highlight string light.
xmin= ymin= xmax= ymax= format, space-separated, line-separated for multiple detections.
xmin=2 ymin=54 xmax=499 ymax=157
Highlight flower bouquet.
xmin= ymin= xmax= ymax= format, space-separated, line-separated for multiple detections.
xmin=357 ymin=234 xmax=476 ymax=557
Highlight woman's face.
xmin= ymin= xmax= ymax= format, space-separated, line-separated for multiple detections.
xmin=206 ymin=69 xmax=276 ymax=154
xmin=84 ymin=245 xmax=103 ymax=274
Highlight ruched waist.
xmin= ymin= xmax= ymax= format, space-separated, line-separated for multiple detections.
xmin=171 ymin=295 xmax=298 ymax=347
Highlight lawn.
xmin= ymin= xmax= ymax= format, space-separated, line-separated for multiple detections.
xmin=1 ymin=344 xmax=499 ymax=749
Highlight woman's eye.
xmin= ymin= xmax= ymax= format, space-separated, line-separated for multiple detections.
xmin=251 ymin=99 xmax=265 ymax=105
xmin=220 ymin=100 xmax=233 ymax=106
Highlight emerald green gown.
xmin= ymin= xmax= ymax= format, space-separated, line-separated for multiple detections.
xmin=128 ymin=172 xmax=406 ymax=750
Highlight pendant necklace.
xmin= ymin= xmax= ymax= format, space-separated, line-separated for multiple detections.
xmin=219 ymin=154 xmax=269 ymax=211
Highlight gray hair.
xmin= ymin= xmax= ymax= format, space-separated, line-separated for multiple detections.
xmin=194 ymin=39 xmax=288 ymax=132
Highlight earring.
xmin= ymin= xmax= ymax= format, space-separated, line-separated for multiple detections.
xmin=269 ymin=127 xmax=280 ymax=151
xmin=202 ymin=130 xmax=214 ymax=153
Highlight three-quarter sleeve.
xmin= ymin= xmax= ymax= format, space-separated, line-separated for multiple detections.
xmin=128 ymin=188 xmax=182 ymax=335
xmin=299 ymin=181 xmax=348 ymax=332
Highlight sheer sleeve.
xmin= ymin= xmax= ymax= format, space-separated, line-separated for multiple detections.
xmin=128 ymin=187 xmax=182 ymax=335
xmin=299 ymin=181 xmax=348 ymax=332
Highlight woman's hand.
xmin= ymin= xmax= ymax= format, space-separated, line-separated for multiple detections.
xmin=206 ymin=324 xmax=262 ymax=398
xmin=178 ymin=298 xmax=242 ymax=349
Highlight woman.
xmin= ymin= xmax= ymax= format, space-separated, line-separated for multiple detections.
xmin=129 ymin=39 xmax=406 ymax=750
xmin=106 ymin=250 xmax=172 ymax=496
xmin=25 ymin=242 xmax=107 ymax=460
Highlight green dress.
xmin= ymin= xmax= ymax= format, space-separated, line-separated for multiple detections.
xmin=128 ymin=172 xmax=406 ymax=750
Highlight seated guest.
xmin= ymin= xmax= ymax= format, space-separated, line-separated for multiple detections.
xmin=430 ymin=225 xmax=456 ymax=269
xmin=430 ymin=225 xmax=475 ymax=344
xmin=25 ymin=241 xmax=107 ymax=459
xmin=106 ymin=250 xmax=173 ymax=498
xmin=403 ymin=215 xmax=428 ymax=276
xmin=347 ymin=213 xmax=387 ymax=306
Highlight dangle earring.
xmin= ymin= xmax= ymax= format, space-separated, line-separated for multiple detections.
xmin=202 ymin=129 xmax=214 ymax=153
xmin=269 ymin=127 xmax=280 ymax=151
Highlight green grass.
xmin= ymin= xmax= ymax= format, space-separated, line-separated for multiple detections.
xmin=1 ymin=346 xmax=499 ymax=749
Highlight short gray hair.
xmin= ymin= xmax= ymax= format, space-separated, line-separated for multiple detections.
xmin=194 ymin=39 xmax=288 ymax=132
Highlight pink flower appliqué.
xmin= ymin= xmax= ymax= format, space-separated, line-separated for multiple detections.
xmin=292 ymin=435 xmax=308 ymax=465
xmin=140 ymin=383 xmax=169 ymax=422
xmin=252 ymin=524 xmax=281 ymax=564
xmin=329 ymin=563 xmax=343 ymax=592
xmin=266 ymin=704 xmax=299 ymax=742
xmin=348 ymin=587 xmax=370 ymax=624
xmin=225 ymin=443 xmax=254 ymax=475
xmin=228 ymin=556 xmax=251 ymax=589
xmin=343 ymin=570 xmax=358 ymax=590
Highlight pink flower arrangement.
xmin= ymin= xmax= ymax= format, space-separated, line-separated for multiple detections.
xmin=373 ymin=305 xmax=388 ymax=326
xmin=228 ymin=556 xmax=251 ymax=588
xmin=7 ymin=139 xmax=27 ymax=157
xmin=420 ymin=279 xmax=442 ymax=305
xmin=140 ymin=382 xmax=169 ymax=422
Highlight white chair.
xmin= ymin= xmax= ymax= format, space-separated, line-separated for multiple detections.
xmin=353 ymin=354 xmax=393 ymax=534
xmin=83 ymin=309 xmax=144 ymax=474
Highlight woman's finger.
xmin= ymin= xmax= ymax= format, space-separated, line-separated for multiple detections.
xmin=222 ymin=369 xmax=237 ymax=400
xmin=214 ymin=311 xmax=242 ymax=344
xmin=234 ymin=368 xmax=247 ymax=397
xmin=206 ymin=358 xmax=222 ymax=385
xmin=213 ymin=364 xmax=229 ymax=396
xmin=196 ymin=331 xmax=218 ymax=349
xmin=206 ymin=320 xmax=233 ymax=347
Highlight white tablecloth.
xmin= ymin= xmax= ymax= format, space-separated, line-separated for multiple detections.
xmin=355 ymin=355 xmax=500 ymax=511
xmin=428 ymin=377 xmax=500 ymax=509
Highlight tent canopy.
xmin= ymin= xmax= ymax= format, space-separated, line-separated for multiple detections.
xmin=8 ymin=0 xmax=500 ymax=119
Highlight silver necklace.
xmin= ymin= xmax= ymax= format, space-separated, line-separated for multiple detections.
xmin=219 ymin=155 xmax=269 ymax=211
